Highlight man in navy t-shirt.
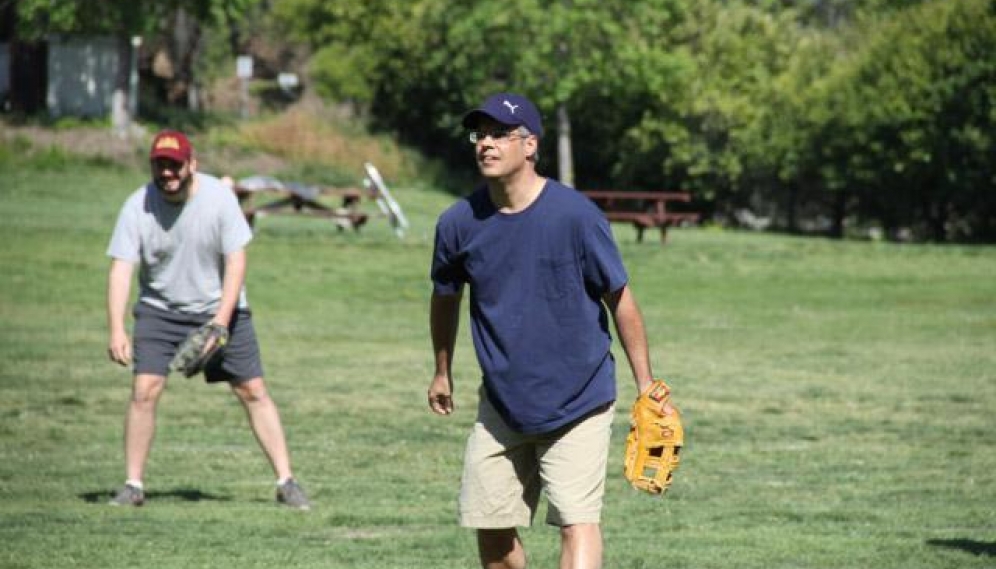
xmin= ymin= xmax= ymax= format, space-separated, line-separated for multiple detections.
xmin=428 ymin=92 xmax=663 ymax=569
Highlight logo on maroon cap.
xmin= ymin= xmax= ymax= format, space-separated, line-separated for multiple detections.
xmin=150 ymin=130 xmax=192 ymax=162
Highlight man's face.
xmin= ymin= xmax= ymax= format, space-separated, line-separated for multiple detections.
xmin=471 ymin=118 xmax=536 ymax=179
xmin=151 ymin=157 xmax=195 ymax=202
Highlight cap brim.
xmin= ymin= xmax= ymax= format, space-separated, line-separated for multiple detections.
xmin=150 ymin=150 xmax=189 ymax=162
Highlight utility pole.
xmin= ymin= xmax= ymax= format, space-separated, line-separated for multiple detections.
xmin=129 ymin=36 xmax=142 ymax=118
xmin=236 ymin=55 xmax=253 ymax=119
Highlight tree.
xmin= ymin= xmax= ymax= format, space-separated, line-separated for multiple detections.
xmin=271 ymin=1 xmax=418 ymax=111
xmin=843 ymin=0 xmax=996 ymax=240
xmin=418 ymin=0 xmax=698 ymax=189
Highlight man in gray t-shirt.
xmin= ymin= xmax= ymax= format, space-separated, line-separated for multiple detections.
xmin=105 ymin=129 xmax=309 ymax=510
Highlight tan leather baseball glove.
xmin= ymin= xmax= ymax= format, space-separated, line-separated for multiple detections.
xmin=623 ymin=380 xmax=684 ymax=495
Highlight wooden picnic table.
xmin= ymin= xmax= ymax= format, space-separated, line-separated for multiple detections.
xmin=233 ymin=177 xmax=369 ymax=231
xmin=582 ymin=190 xmax=700 ymax=244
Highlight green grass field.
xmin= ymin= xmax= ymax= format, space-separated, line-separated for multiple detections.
xmin=1 ymin=153 xmax=994 ymax=568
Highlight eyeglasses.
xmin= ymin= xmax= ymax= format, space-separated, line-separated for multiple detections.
xmin=468 ymin=129 xmax=529 ymax=144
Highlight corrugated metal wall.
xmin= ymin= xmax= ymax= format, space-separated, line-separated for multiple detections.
xmin=46 ymin=36 xmax=118 ymax=118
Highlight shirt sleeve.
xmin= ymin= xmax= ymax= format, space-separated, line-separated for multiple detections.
xmin=581 ymin=213 xmax=629 ymax=295
xmin=430 ymin=218 xmax=466 ymax=296
xmin=218 ymin=186 xmax=253 ymax=254
xmin=106 ymin=195 xmax=141 ymax=263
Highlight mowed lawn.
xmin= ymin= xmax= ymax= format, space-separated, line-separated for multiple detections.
xmin=1 ymin=155 xmax=994 ymax=569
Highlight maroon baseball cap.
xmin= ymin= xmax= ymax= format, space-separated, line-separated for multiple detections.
xmin=149 ymin=130 xmax=193 ymax=162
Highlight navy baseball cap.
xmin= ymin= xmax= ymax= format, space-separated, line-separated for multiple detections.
xmin=462 ymin=93 xmax=543 ymax=138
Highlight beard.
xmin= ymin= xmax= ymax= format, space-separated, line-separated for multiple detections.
xmin=155 ymin=172 xmax=194 ymax=203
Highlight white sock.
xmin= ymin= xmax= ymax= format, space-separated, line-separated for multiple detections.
xmin=125 ymin=479 xmax=143 ymax=490
xmin=276 ymin=477 xmax=292 ymax=486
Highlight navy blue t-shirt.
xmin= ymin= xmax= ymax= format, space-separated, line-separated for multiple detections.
xmin=431 ymin=179 xmax=629 ymax=434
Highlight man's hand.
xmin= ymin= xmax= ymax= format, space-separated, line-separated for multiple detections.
xmin=107 ymin=328 xmax=132 ymax=366
xmin=106 ymin=259 xmax=135 ymax=367
xmin=428 ymin=373 xmax=454 ymax=415
xmin=624 ymin=380 xmax=684 ymax=495
xmin=169 ymin=322 xmax=229 ymax=378
xmin=639 ymin=381 xmax=678 ymax=416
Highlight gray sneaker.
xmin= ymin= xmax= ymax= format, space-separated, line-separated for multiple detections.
xmin=276 ymin=479 xmax=311 ymax=510
xmin=109 ymin=484 xmax=144 ymax=507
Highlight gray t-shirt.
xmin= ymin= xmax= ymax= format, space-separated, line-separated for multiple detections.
xmin=107 ymin=173 xmax=253 ymax=315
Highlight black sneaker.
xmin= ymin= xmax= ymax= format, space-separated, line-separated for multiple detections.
xmin=276 ymin=479 xmax=311 ymax=510
xmin=109 ymin=484 xmax=145 ymax=507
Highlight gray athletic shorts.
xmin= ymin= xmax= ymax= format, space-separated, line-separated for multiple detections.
xmin=132 ymin=302 xmax=264 ymax=383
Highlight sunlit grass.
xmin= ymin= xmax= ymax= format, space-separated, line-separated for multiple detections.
xmin=0 ymin=152 xmax=994 ymax=568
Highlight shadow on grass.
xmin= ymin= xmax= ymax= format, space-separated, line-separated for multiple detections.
xmin=926 ymin=538 xmax=996 ymax=557
xmin=80 ymin=488 xmax=232 ymax=504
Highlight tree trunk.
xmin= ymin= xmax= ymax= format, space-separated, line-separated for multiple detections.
xmin=785 ymin=183 xmax=799 ymax=233
xmin=829 ymin=189 xmax=846 ymax=239
xmin=111 ymin=35 xmax=132 ymax=136
xmin=556 ymin=103 xmax=575 ymax=187
xmin=8 ymin=39 xmax=47 ymax=115
xmin=924 ymin=195 xmax=949 ymax=242
xmin=222 ymin=1 xmax=242 ymax=56
xmin=171 ymin=8 xmax=203 ymax=111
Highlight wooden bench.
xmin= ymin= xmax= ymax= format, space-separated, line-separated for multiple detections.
xmin=234 ymin=179 xmax=369 ymax=232
xmin=582 ymin=190 xmax=700 ymax=243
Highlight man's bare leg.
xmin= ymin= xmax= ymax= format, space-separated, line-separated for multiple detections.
xmin=231 ymin=377 xmax=293 ymax=481
xmin=478 ymin=528 xmax=527 ymax=569
xmin=124 ymin=374 xmax=167 ymax=482
xmin=560 ymin=523 xmax=602 ymax=569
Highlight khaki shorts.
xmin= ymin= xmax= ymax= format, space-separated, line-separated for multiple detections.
xmin=459 ymin=392 xmax=615 ymax=528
